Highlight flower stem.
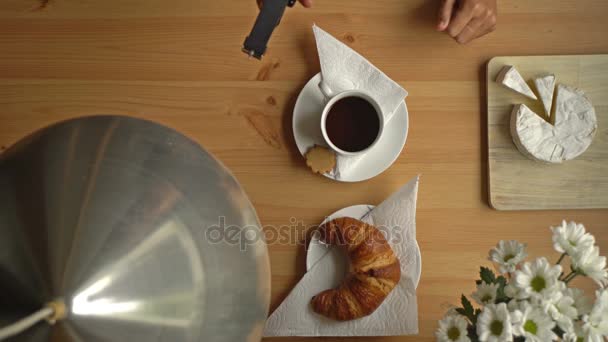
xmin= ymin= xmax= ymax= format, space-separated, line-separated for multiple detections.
xmin=556 ymin=253 xmax=566 ymax=265
xmin=565 ymin=273 xmax=579 ymax=284
xmin=562 ymin=271 xmax=579 ymax=283
xmin=560 ymin=270 xmax=576 ymax=282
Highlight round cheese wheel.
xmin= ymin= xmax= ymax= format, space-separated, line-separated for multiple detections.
xmin=510 ymin=84 xmax=597 ymax=163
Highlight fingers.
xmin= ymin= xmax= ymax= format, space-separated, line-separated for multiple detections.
xmin=437 ymin=0 xmax=457 ymax=31
xmin=445 ymin=2 xmax=478 ymax=38
xmin=474 ymin=18 xmax=497 ymax=41
xmin=467 ymin=7 xmax=497 ymax=43
xmin=455 ymin=16 xmax=484 ymax=44
xmin=444 ymin=0 xmax=497 ymax=44
xmin=299 ymin=0 xmax=313 ymax=7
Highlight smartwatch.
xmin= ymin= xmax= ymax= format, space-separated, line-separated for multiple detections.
xmin=242 ymin=0 xmax=295 ymax=59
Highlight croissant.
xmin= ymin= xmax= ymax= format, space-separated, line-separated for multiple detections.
xmin=310 ymin=217 xmax=401 ymax=321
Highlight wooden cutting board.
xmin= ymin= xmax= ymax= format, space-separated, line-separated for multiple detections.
xmin=487 ymin=55 xmax=608 ymax=210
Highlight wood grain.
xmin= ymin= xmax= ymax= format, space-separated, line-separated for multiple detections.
xmin=0 ymin=0 xmax=607 ymax=340
xmin=488 ymin=55 xmax=608 ymax=210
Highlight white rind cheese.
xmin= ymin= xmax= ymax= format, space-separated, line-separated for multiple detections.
xmin=510 ymin=84 xmax=597 ymax=163
xmin=554 ymin=84 xmax=596 ymax=126
xmin=533 ymin=74 xmax=556 ymax=118
xmin=496 ymin=65 xmax=538 ymax=100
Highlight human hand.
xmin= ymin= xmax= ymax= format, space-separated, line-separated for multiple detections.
xmin=298 ymin=0 xmax=313 ymax=7
xmin=257 ymin=0 xmax=312 ymax=9
xmin=437 ymin=0 xmax=497 ymax=44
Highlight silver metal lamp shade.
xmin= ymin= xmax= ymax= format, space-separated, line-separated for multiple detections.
xmin=0 ymin=116 xmax=270 ymax=342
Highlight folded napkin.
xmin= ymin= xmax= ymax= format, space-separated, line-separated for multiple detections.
xmin=312 ymin=25 xmax=408 ymax=180
xmin=263 ymin=176 xmax=420 ymax=337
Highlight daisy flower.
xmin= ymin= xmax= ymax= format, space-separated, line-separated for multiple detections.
xmin=566 ymin=287 xmax=593 ymax=316
xmin=512 ymin=257 xmax=562 ymax=302
xmin=547 ymin=290 xmax=578 ymax=333
xmin=476 ymin=303 xmax=513 ymax=342
xmin=489 ymin=240 xmax=527 ymax=274
xmin=551 ymin=220 xmax=595 ymax=256
xmin=563 ymin=321 xmax=585 ymax=342
xmin=581 ymin=289 xmax=608 ymax=342
xmin=471 ymin=282 xmax=499 ymax=306
xmin=436 ymin=314 xmax=471 ymax=342
xmin=504 ymin=284 xmax=521 ymax=300
xmin=571 ymin=246 xmax=608 ymax=287
xmin=507 ymin=298 xmax=524 ymax=313
xmin=510 ymin=301 xmax=557 ymax=341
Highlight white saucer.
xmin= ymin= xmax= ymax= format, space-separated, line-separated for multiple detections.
xmin=293 ymin=73 xmax=409 ymax=182
xmin=306 ymin=204 xmax=422 ymax=289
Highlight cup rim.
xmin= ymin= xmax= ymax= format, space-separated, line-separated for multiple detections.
xmin=320 ymin=91 xmax=384 ymax=156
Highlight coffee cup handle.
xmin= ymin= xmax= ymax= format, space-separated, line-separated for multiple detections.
xmin=318 ymin=80 xmax=335 ymax=101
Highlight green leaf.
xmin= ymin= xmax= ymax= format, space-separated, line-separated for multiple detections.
xmin=475 ymin=280 xmax=482 ymax=285
xmin=461 ymin=294 xmax=475 ymax=321
xmin=480 ymin=267 xmax=496 ymax=284
xmin=455 ymin=308 xmax=467 ymax=316
xmin=472 ymin=308 xmax=482 ymax=325
xmin=496 ymin=275 xmax=507 ymax=300
xmin=461 ymin=295 xmax=474 ymax=314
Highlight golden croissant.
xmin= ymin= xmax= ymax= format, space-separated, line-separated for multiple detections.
xmin=310 ymin=217 xmax=401 ymax=321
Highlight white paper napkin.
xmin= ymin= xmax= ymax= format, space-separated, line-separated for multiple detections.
xmin=263 ymin=176 xmax=420 ymax=337
xmin=312 ymin=25 xmax=408 ymax=180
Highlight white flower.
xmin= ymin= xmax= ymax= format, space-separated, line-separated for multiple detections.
xmin=571 ymin=246 xmax=608 ymax=287
xmin=581 ymin=289 xmax=608 ymax=342
xmin=472 ymin=282 xmax=499 ymax=305
xmin=504 ymin=284 xmax=521 ymax=299
xmin=551 ymin=220 xmax=595 ymax=256
xmin=476 ymin=303 xmax=513 ymax=342
xmin=512 ymin=257 xmax=562 ymax=302
xmin=547 ymin=290 xmax=578 ymax=333
xmin=563 ymin=321 xmax=585 ymax=342
xmin=507 ymin=298 xmax=525 ymax=313
xmin=489 ymin=240 xmax=527 ymax=274
xmin=510 ymin=301 xmax=557 ymax=341
xmin=436 ymin=314 xmax=471 ymax=342
xmin=566 ymin=287 xmax=593 ymax=316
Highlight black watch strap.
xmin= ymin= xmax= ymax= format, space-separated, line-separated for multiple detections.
xmin=243 ymin=0 xmax=295 ymax=59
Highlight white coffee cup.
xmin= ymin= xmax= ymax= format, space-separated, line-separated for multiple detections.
xmin=319 ymin=81 xmax=384 ymax=156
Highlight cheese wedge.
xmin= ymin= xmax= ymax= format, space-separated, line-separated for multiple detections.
xmin=496 ymin=65 xmax=537 ymax=100
xmin=533 ymin=74 xmax=556 ymax=118
xmin=510 ymin=84 xmax=597 ymax=163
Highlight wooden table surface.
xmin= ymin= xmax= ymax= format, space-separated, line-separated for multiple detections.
xmin=1 ymin=0 xmax=607 ymax=340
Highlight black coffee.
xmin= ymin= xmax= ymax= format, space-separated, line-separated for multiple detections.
xmin=325 ymin=96 xmax=380 ymax=152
